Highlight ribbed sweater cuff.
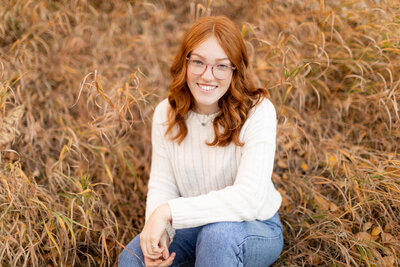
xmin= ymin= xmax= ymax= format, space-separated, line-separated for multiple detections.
xmin=168 ymin=198 xmax=189 ymax=229
xmin=166 ymin=222 xmax=175 ymax=245
xmin=168 ymin=197 xmax=210 ymax=229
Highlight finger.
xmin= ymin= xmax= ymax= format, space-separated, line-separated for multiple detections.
xmin=140 ymin=240 xmax=149 ymax=259
xmin=159 ymin=233 xmax=170 ymax=260
xmin=161 ymin=252 xmax=176 ymax=266
xmin=141 ymin=241 xmax=162 ymax=259
xmin=144 ymin=250 xmax=162 ymax=260
xmin=147 ymin=241 xmax=163 ymax=258
xmin=144 ymin=256 xmax=163 ymax=267
xmin=161 ymin=245 xmax=169 ymax=260
xmin=151 ymin=241 xmax=163 ymax=253
xmin=146 ymin=239 xmax=162 ymax=255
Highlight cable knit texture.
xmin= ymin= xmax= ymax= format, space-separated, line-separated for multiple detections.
xmin=145 ymin=98 xmax=282 ymax=243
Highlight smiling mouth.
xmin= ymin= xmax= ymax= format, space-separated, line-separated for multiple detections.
xmin=197 ymin=83 xmax=218 ymax=92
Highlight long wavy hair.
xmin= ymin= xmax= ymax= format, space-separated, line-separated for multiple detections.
xmin=166 ymin=16 xmax=268 ymax=147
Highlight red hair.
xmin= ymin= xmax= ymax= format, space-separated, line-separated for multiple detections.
xmin=166 ymin=16 xmax=268 ymax=146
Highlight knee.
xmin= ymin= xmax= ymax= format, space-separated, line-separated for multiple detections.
xmin=197 ymin=222 xmax=242 ymax=250
xmin=118 ymin=249 xmax=134 ymax=266
xmin=118 ymin=235 xmax=144 ymax=267
xmin=118 ymin=249 xmax=144 ymax=267
xmin=241 ymin=233 xmax=283 ymax=266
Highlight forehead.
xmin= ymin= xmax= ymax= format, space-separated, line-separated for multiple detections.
xmin=191 ymin=36 xmax=229 ymax=61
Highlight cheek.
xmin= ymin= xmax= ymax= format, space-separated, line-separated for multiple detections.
xmin=221 ymin=77 xmax=232 ymax=91
xmin=186 ymin=74 xmax=197 ymax=95
xmin=186 ymin=72 xmax=196 ymax=85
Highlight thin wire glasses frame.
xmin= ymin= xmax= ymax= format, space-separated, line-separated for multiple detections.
xmin=186 ymin=57 xmax=236 ymax=80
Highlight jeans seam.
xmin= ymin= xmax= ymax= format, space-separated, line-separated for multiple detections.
xmin=237 ymin=232 xmax=283 ymax=247
xmin=260 ymin=220 xmax=284 ymax=232
xmin=235 ymin=233 xmax=284 ymax=266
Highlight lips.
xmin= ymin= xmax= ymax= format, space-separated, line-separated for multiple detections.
xmin=197 ymin=83 xmax=218 ymax=92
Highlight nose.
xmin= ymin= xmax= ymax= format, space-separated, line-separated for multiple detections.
xmin=201 ymin=65 xmax=214 ymax=81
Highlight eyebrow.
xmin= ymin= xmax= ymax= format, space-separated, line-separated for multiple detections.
xmin=190 ymin=52 xmax=230 ymax=62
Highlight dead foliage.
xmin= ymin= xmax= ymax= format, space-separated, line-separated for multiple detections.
xmin=0 ymin=0 xmax=399 ymax=266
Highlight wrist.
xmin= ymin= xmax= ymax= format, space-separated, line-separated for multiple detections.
xmin=158 ymin=203 xmax=172 ymax=223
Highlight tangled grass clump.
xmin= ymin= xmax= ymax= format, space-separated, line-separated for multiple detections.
xmin=0 ymin=0 xmax=399 ymax=266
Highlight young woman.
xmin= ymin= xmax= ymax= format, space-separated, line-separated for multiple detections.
xmin=119 ymin=16 xmax=283 ymax=267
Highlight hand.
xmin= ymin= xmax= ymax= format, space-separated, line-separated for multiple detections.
xmin=144 ymin=232 xmax=175 ymax=267
xmin=144 ymin=252 xmax=175 ymax=267
xmin=140 ymin=204 xmax=172 ymax=260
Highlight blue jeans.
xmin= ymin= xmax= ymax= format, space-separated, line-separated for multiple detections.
xmin=118 ymin=212 xmax=283 ymax=267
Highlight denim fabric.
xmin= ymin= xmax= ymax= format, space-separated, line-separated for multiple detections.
xmin=118 ymin=212 xmax=283 ymax=267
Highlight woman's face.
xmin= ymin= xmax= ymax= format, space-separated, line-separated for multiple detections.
xmin=186 ymin=36 xmax=233 ymax=114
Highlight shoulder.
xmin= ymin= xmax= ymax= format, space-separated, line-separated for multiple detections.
xmin=239 ymin=97 xmax=277 ymax=141
xmin=153 ymin=98 xmax=170 ymax=124
xmin=247 ymin=97 xmax=277 ymax=123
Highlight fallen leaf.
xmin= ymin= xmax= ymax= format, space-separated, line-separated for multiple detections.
xmin=337 ymin=179 xmax=346 ymax=188
xmin=301 ymin=163 xmax=309 ymax=171
xmin=369 ymin=156 xmax=378 ymax=165
xmin=355 ymin=232 xmax=373 ymax=242
xmin=363 ymin=222 xmax=373 ymax=231
xmin=277 ymin=160 xmax=288 ymax=169
xmin=314 ymin=195 xmax=330 ymax=211
xmin=329 ymin=202 xmax=339 ymax=212
xmin=371 ymin=227 xmax=381 ymax=236
xmin=384 ymin=223 xmax=394 ymax=232
xmin=381 ymin=233 xmax=395 ymax=244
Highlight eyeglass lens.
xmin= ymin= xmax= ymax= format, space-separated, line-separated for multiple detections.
xmin=187 ymin=60 xmax=233 ymax=80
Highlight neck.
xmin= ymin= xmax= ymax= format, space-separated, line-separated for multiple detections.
xmin=193 ymin=106 xmax=219 ymax=115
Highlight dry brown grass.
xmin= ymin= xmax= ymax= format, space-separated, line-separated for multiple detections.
xmin=0 ymin=0 xmax=399 ymax=266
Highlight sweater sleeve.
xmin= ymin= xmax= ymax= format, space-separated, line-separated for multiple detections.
xmin=145 ymin=100 xmax=179 ymax=242
xmin=167 ymin=99 xmax=281 ymax=229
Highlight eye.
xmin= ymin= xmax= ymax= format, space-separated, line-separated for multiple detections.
xmin=217 ymin=64 xmax=230 ymax=69
xmin=193 ymin=60 xmax=204 ymax=66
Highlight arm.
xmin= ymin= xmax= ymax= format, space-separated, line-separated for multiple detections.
xmin=168 ymin=99 xmax=282 ymax=229
xmin=140 ymin=100 xmax=179 ymax=261
xmin=145 ymin=100 xmax=179 ymax=242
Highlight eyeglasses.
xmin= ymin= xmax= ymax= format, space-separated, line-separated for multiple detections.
xmin=186 ymin=57 xmax=236 ymax=80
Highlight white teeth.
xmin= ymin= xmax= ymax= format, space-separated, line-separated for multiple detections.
xmin=198 ymin=84 xmax=217 ymax=91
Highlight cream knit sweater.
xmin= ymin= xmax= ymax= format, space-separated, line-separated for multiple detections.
xmin=145 ymin=98 xmax=282 ymax=242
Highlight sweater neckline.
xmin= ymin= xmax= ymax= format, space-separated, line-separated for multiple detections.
xmin=188 ymin=110 xmax=219 ymax=127
xmin=189 ymin=109 xmax=219 ymax=118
